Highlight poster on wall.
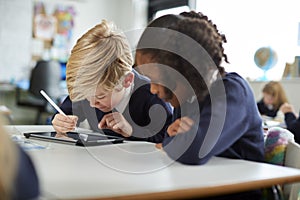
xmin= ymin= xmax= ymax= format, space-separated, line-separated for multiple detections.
xmin=33 ymin=14 xmax=57 ymax=40
xmin=32 ymin=1 xmax=76 ymax=62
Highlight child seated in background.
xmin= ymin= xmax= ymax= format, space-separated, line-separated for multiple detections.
xmin=0 ymin=117 xmax=40 ymax=200
xmin=51 ymin=20 xmax=172 ymax=143
xmin=280 ymin=102 xmax=300 ymax=143
xmin=257 ymin=81 xmax=288 ymax=121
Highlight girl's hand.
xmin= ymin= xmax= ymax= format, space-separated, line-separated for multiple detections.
xmin=280 ymin=103 xmax=294 ymax=114
xmin=99 ymin=112 xmax=133 ymax=137
xmin=155 ymin=143 xmax=163 ymax=149
xmin=167 ymin=116 xmax=194 ymax=137
xmin=52 ymin=114 xmax=78 ymax=133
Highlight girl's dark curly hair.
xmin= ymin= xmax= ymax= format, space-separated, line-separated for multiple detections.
xmin=136 ymin=11 xmax=229 ymax=102
xmin=180 ymin=11 xmax=228 ymax=74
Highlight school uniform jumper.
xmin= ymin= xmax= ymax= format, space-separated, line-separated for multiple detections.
xmin=162 ymin=72 xmax=265 ymax=199
xmin=13 ymin=146 xmax=40 ymax=200
xmin=57 ymin=69 xmax=173 ymax=143
xmin=162 ymin=72 xmax=265 ymax=165
xmin=257 ymin=99 xmax=278 ymax=118
xmin=284 ymin=111 xmax=300 ymax=144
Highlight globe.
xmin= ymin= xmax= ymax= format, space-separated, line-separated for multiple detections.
xmin=254 ymin=47 xmax=278 ymax=80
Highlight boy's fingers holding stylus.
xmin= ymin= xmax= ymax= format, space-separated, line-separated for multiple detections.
xmin=57 ymin=114 xmax=77 ymax=126
xmin=67 ymin=115 xmax=78 ymax=123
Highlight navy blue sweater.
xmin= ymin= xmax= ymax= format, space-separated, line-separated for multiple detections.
xmin=257 ymin=99 xmax=278 ymax=118
xmin=284 ymin=111 xmax=300 ymax=144
xmin=162 ymin=72 xmax=265 ymax=165
xmin=57 ymin=70 xmax=172 ymax=143
xmin=13 ymin=146 xmax=40 ymax=200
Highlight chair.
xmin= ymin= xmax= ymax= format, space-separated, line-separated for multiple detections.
xmin=16 ymin=60 xmax=62 ymax=124
xmin=264 ymin=127 xmax=300 ymax=200
xmin=284 ymin=141 xmax=300 ymax=200
xmin=264 ymin=127 xmax=294 ymax=200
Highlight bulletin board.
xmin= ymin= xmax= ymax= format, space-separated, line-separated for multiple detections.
xmin=32 ymin=1 xmax=76 ymax=62
xmin=0 ymin=0 xmax=76 ymax=83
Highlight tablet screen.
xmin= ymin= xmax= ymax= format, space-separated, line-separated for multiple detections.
xmin=23 ymin=131 xmax=124 ymax=146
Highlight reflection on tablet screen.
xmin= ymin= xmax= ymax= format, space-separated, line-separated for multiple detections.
xmin=54 ymin=132 xmax=77 ymax=141
xmin=23 ymin=131 xmax=124 ymax=146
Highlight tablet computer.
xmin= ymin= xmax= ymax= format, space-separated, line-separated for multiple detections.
xmin=23 ymin=131 xmax=124 ymax=146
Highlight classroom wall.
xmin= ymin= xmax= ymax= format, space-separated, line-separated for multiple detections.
xmin=0 ymin=0 xmax=148 ymax=83
xmin=2 ymin=0 xmax=299 ymax=124
xmin=0 ymin=0 xmax=32 ymax=83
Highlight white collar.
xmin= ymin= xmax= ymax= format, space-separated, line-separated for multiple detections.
xmin=114 ymin=83 xmax=134 ymax=113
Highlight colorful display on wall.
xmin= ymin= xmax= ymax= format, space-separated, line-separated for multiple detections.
xmin=32 ymin=1 xmax=76 ymax=62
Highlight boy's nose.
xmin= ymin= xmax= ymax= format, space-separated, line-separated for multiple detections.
xmin=89 ymin=99 xmax=98 ymax=107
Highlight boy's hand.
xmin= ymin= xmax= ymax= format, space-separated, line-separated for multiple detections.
xmin=167 ymin=116 xmax=194 ymax=137
xmin=52 ymin=114 xmax=78 ymax=133
xmin=99 ymin=112 xmax=133 ymax=137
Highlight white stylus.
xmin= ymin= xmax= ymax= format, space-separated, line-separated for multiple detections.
xmin=40 ymin=90 xmax=78 ymax=133
xmin=40 ymin=90 xmax=67 ymax=116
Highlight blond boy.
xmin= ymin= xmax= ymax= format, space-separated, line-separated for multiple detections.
xmin=52 ymin=20 xmax=172 ymax=143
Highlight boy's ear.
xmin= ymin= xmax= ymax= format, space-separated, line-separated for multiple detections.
xmin=123 ymin=72 xmax=134 ymax=88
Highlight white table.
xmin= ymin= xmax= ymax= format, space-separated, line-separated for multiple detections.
xmin=7 ymin=125 xmax=300 ymax=199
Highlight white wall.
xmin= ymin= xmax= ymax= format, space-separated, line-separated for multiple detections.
xmin=0 ymin=0 xmax=33 ymax=83
xmin=196 ymin=0 xmax=300 ymax=81
xmin=70 ymin=0 xmax=147 ymax=48
xmin=0 ymin=0 xmax=148 ymax=82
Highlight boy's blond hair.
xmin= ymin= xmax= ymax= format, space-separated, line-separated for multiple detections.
xmin=67 ymin=20 xmax=133 ymax=101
